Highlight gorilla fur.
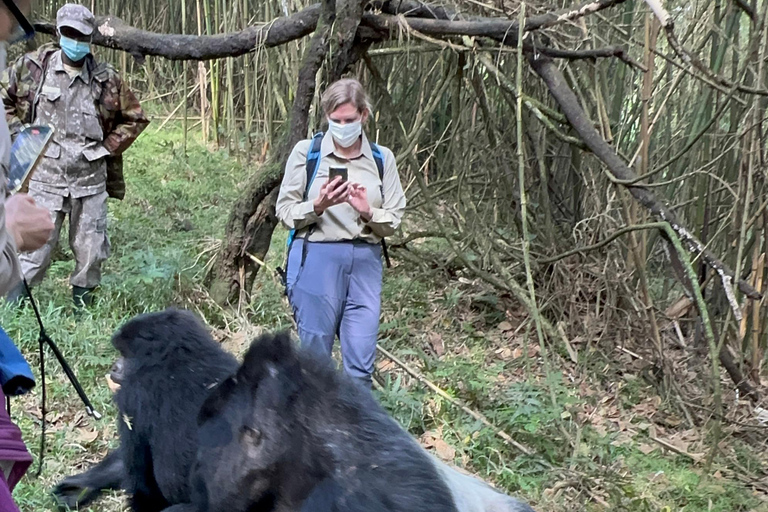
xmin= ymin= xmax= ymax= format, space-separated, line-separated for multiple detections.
xmin=51 ymin=308 xmax=239 ymax=511
xmin=52 ymin=310 xmax=535 ymax=512
xmin=190 ymin=331 xmax=536 ymax=512
xmin=433 ymin=455 xmax=536 ymax=512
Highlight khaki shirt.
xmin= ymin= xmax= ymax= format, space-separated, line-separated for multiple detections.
xmin=0 ymin=104 xmax=21 ymax=296
xmin=29 ymin=51 xmax=109 ymax=198
xmin=276 ymin=132 xmax=406 ymax=244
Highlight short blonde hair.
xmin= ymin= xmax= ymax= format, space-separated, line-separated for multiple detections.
xmin=321 ymin=78 xmax=372 ymax=116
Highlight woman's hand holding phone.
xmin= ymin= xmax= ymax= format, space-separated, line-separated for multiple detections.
xmin=313 ymin=175 xmax=350 ymax=215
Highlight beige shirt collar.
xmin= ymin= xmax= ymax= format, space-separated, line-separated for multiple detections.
xmin=52 ymin=50 xmax=91 ymax=84
xmin=320 ymin=130 xmax=374 ymax=161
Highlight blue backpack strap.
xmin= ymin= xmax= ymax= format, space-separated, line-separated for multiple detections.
xmin=369 ymin=141 xmax=392 ymax=268
xmin=370 ymin=141 xmax=385 ymax=200
xmin=304 ymin=132 xmax=325 ymax=200
xmin=287 ymin=132 xmax=325 ymax=247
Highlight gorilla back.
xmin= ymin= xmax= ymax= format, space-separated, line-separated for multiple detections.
xmin=97 ymin=309 xmax=240 ymax=511
xmin=194 ymin=331 xmax=460 ymax=512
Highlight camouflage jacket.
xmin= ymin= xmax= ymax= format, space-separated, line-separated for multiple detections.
xmin=0 ymin=43 xmax=149 ymax=199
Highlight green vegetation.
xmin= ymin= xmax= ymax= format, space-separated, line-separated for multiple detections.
xmin=0 ymin=127 xmax=762 ymax=511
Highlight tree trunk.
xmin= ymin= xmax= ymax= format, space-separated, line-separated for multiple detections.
xmin=206 ymin=0 xmax=366 ymax=305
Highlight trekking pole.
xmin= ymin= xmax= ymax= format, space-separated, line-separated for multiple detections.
xmin=21 ymin=278 xmax=101 ymax=419
xmin=20 ymin=279 xmax=101 ymax=476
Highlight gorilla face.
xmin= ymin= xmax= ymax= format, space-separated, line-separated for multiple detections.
xmin=110 ymin=357 xmax=125 ymax=385
xmin=194 ymin=332 xmax=314 ymax=512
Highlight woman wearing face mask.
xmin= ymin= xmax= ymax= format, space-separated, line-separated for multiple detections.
xmin=276 ymin=78 xmax=406 ymax=389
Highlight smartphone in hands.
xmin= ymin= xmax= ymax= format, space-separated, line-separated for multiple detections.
xmin=328 ymin=166 xmax=348 ymax=184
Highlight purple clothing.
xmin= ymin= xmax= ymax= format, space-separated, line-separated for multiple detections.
xmin=0 ymin=471 xmax=20 ymax=512
xmin=0 ymin=388 xmax=31 ymax=491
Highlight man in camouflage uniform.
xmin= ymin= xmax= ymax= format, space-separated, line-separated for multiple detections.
xmin=0 ymin=3 xmax=149 ymax=308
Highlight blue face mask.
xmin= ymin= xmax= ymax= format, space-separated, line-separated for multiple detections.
xmin=59 ymin=36 xmax=91 ymax=62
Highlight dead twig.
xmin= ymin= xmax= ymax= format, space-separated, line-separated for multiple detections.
xmin=376 ymin=345 xmax=539 ymax=459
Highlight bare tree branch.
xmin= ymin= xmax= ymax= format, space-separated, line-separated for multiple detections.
xmin=32 ymin=0 xmax=631 ymax=63
xmin=527 ymin=52 xmax=761 ymax=300
xmin=34 ymin=7 xmax=321 ymax=61
xmin=538 ymin=45 xmax=646 ymax=70
xmin=365 ymin=0 xmax=630 ymax=46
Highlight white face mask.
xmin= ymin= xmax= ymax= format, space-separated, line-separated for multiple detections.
xmin=328 ymin=119 xmax=362 ymax=148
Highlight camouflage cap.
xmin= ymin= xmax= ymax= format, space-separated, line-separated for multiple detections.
xmin=56 ymin=4 xmax=95 ymax=36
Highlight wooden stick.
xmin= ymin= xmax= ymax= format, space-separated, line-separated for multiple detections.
xmin=376 ymin=345 xmax=536 ymax=458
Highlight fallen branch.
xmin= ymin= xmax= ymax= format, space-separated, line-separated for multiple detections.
xmin=376 ymin=345 xmax=538 ymax=459
xmin=34 ymin=6 xmax=322 ymax=61
xmin=649 ymin=435 xmax=700 ymax=461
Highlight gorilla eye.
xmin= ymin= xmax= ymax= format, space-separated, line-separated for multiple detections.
xmin=240 ymin=425 xmax=262 ymax=446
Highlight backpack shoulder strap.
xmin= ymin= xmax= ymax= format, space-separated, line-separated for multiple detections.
xmin=286 ymin=132 xmax=324 ymax=249
xmin=370 ymin=141 xmax=385 ymax=179
xmin=369 ymin=141 xmax=392 ymax=268
xmin=303 ymin=132 xmax=324 ymax=200
xmin=369 ymin=141 xmax=385 ymax=201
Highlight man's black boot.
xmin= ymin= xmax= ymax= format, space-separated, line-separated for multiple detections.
xmin=72 ymin=286 xmax=95 ymax=310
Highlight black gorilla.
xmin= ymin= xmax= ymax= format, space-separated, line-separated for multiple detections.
xmin=54 ymin=311 xmax=535 ymax=512
xmin=52 ymin=309 xmax=238 ymax=511
xmin=189 ymin=331 xmax=534 ymax=512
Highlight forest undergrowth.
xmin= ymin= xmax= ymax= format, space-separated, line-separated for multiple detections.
xmin=0 ymin=126 xmax=764 ymax=511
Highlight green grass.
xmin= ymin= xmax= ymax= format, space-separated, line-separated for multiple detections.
xmin=1 ymin=125 xmax=246 ymax=510
xmin=0 ymin=126 xmax=762 ymax=511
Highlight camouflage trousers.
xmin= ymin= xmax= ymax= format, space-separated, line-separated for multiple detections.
xmin=19 ymin=189 xmax=110 ymax=289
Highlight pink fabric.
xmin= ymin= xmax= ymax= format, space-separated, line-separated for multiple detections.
xmin=0 ymin=388 xmax=31 ymax=491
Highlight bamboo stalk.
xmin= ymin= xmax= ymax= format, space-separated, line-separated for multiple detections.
xmin=515 ymin=1 xmax=561 ymax=421
xmin=196 ymin=0 xmax=209 ymax=143
xmin=242 ymin=0 xmax=252 ymax=146
xmin=182 ymin=0 xmax=188 ymax=155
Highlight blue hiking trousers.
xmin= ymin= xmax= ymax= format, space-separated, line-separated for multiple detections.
xmin=286 ymin=238 xmax=382 ymax=388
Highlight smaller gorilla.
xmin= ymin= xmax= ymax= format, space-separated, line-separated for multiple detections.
xmin=191 ymin=331 xmax=536 ymax=512
xmin=52 ymin=308 xmax=239 ymax=511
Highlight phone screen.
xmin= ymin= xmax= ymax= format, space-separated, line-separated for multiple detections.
xmin=328 ymin=167 xmax=348 ymax=183
xmin=8 ymin=125 xmax=53 ymax=194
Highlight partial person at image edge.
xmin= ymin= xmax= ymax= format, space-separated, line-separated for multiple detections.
xmin=0 ymin=0 xmax=56 ymax=509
